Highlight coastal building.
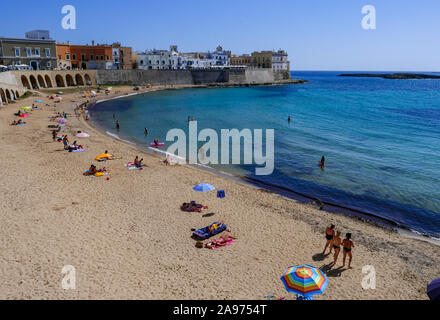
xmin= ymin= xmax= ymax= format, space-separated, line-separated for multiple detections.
xmin=251 ymin=50 xmax=290 ymax=71
xmin=56 ymin=41 xmax=114 ymax=70
xmin=0 ymin=31 xmax=57 ymax=70
xmin=138 ymin=46 xmax=187 ymax=70
xmin=230 ymin=54 xmax=252 ymax=66
xmin=271 ymin=50 xmax=290 ymax=71
xmin=206 ymin=45 xmax=230 ymax=66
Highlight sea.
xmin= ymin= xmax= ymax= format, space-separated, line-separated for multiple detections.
xmin=88 ymin=71 xmax=440 ymax=238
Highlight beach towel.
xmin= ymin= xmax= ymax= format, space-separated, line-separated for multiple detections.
xmin=206 ymin=237 xmax=235 ymax=250
xmin=192 ymin=222 xmax=227 ymax=240
xmin=72 ymin=149 xmax=87 ymax=153
xmin=84 ymin=170 xmax=109 ymax=177
xmin=17 ymin=123 xmax=26 ymax=126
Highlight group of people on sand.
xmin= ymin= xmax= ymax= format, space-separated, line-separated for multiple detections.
xmin=323 ymin=224 xmax=354 ymax=268
xmin=133 ymin=156 xmax=145 ymax=168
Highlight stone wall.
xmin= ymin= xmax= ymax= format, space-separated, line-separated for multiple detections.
xmin=96 ymin=68 xmax=290 ymax=86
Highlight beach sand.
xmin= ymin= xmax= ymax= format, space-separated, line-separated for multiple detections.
xmin=0 ymin=85 xmax=439 ymax=300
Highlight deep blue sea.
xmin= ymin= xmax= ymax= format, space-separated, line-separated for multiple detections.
xmin=89 ymin=71 xmax=440 ymax=238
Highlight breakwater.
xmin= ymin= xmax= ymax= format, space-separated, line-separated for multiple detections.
xmin=96 ymin=69 xmax=304 ymax=86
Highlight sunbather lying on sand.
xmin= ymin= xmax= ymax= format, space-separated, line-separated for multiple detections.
xmin=205 ymin=235 xmax=236 ymax=248
xmin=181 ymin=202 xmax=208 ymax=212
xmin=85 ymin=165 xmax=108 ymax=176
xmin=208 ymin=222 xmax=224 ymax=235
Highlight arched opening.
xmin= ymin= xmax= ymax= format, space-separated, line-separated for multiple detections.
xmin=55 ymin=75 xmax=65 ymax=87
xmin=81 ymin=63 xmax=87 ymax=70
xmin=5 ymin=89 xmax=11 ymax=102
xmin=66 ymin=74 xmax=75 ymax=86
xmin=10 ymin=91 xmax=15 ymax=100
xmin=21 ymin=76 xmax=31 ymax=89
xmin=75 ymin=74 xmax=84 ymax=86
xmin=84 ymin=74 xmax=92 ymax=85
xmin=15 ymin=91 xmax=20 ymax=99
xmin=0 ymin=88 xmax=6 ymax=104
xmin=29 ymin=75 xmax=39 ymax=89
xmin=37 ymin=75 xmax=46 ymax=88
xmin=45 ymin=75 xmax=53 ymax=88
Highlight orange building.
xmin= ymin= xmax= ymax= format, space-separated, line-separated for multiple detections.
xmin=56 ymin=41 xmax=113 ymax=70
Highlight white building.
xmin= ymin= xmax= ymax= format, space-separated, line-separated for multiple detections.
xmin=271 ymin=50 xmax=290 ymax=71
xmin=206 ymin=45 xmax=230 ymax=66
xmin=138 ymin=46 xmax=187 ymax=70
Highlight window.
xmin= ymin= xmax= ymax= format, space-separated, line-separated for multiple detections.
xmin=106 ymin=55 xmax=109 ymax=60
xmin=14 ymin=48 xmax=20 ymax=57
xmin=66 ymin=54 xmax=70 ymax=60
xmin=72 ymin=54 xmax=76 ymax=60
xmin=81 ymin=54 xmax=86 ymax=61
xmin=26 ymin=48 xmax=31 ymax=56
xmin=34 ymin=48 xmax=40 ymax=56
xmin=47 ymin=62 xmax=51 ymax=68
xmin=90 ymin=54 xmax=94 ymax=60
xmin=101 ymin=56 xmax=104 ymax=60
xmin=45 ymin=48 xmax=50 ymax=57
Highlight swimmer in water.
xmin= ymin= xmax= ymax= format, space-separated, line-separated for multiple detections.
xmin=319 ymin=156 xmax=325 ymax=169
xmin=288 ymin=116 xmax=291 ymax=123
xmin=116 ymin=120 xmax=120 ymax=130
xmin=145 ymin=128 xmax=148 ymax=135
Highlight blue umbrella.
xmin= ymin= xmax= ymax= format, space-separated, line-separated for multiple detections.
xmin=427 ymin=278 xmax=440 ymax=300
xmin=193 ymin=183 xmax=215 ymax=192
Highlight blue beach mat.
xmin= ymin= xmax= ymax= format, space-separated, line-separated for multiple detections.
xmin=192 ymin=222 xmax=227 ymax=240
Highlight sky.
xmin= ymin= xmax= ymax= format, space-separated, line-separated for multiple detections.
xmin=1 ymin=0 xmax=439 ymax=71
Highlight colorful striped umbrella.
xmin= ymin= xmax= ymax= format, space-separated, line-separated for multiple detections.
xmin=427 ymin=278 xmax=440 ymax=301
xmin=281 ymin=265 xmax=328 ymax=297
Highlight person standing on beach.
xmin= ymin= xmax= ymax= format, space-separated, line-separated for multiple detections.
xmin=342 ymin=233 xmax=354 ymax=268
xmin=332 ymin=231 xmax=342 ymax=264
xmin=323 ymin=224 xmax=335 ymax=254
xmin=52 ymin=130 xmax=57 ymax=142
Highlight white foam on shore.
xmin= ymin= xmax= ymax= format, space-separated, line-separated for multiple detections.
xmin=95 ymin=89 xmax=160 ymax=105
xmin=105 ymin=131 xmax=136 ymax=145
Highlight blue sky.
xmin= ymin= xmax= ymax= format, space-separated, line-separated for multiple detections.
xmin=1 ymin=0 xmax=439 ymax=71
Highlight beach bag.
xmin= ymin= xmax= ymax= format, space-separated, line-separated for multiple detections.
xmin=217 ymin=190 xmax=225 ymax=199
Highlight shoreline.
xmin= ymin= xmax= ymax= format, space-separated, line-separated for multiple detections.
xmin=1 ymin=84 xmax=439 ymax=300
xmin=85 ymin=85 xmax=440 ymax=245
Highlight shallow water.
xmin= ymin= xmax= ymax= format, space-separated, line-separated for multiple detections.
xmin=89 ymin=71 xmax=440 ymax=237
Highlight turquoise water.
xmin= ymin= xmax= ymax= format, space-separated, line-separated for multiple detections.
xmin=89 ymin=71 xmax=440 ymax=237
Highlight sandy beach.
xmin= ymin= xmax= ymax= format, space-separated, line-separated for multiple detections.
xmin=0 ymin=85 xmax=439 ymax=300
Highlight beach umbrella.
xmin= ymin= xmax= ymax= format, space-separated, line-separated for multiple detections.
xmin=281 ymin=265 xmax=328 ymax=297
xmin=21 ymin=106 xmax=32 ymax=110
xmin=57 ymin=118 xmax=67 ymax=124
xmin=19 ymin=114 xmax=29 ymax=118
xmin=427 ymin=278 xmax=440 ymax=301
xmin=193 ymin=183 xmax=215 ymax=192
xmin=76 ymin=132 xmax=90 ymax=138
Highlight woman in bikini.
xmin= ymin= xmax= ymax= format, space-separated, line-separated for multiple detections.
xmin=323 ymin=224 xmax=335 ymax=254
xmin=342 ymin=233 xmax=354 ymax=268
xmin=332 ymin=231 xmax=342 ymax=264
